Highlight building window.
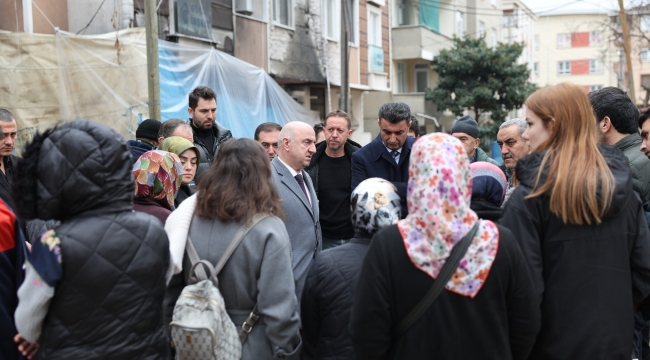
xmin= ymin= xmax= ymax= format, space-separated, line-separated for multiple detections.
xmin=455 ymin=11 xmax=464 ymax=39
xmin=590 ymin=85 xmax=603 ymax=92
xmin=534 ymin=62 xmax=539 ymax=76
xmin=557 ymin=33 xmax=571 ymax=48
xmin=558 ymin=61 xmax=571 ymax=75
xmin=479 ymin=21 xmax=485 ymax=38
xmin=414 ymin=63 xmax=429 ymax=93
xmin=324 ymin=0 xmax=338 ymax=39
xmin=491 ymin=28 xmax=497 ymax=48
xmin=590 ymin=59 xmax=603 ymax=74
xmin=589 ymin=31 xmax=602 ymax=46
xmin=642 ymin=16 xmax=650 ymax=32
xmin=642 ymin=48 xmax=650 ymax=62
xmin=273 ymin=0 xmax=292 ymax=27
xmin=396 ymin=0 xmax=417 ymax=26
xmin=368 ymin=8 xmax=381 ymax=47
xmin=642 ymin=74 xmax=650 ymax=88
xmin=346 ymin=0 xmax=358 ymax=45
xmin=397 ymin=62 xmax=406 ymax=93
xmin=534 ymin=34 xmax=539 ymax=51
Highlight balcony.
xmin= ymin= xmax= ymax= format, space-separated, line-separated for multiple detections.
xmin=392 ymin=26 xmax=454 ymax=61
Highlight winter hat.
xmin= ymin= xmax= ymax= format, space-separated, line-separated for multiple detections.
xmin=470 ymin=161 xmax=507 ymax=207
xmin=136 ymin=119 xmax=162 ymax=141
xmin=451 ymin=115 xmax=479 ymax=139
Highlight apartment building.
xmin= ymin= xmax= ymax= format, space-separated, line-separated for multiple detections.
xmin=533 ymin=10 xmax=617 ymax=92
xmin=370 ymin=0 xmax=503 ymax=134
xmin=0 ymin=0 xmax=392 ymax=143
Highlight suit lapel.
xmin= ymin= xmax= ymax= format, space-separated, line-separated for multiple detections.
xmin=0 ymin=172 xmax=10 ymax=194
xmin=272 ymin=158 xmax=314 ymax=217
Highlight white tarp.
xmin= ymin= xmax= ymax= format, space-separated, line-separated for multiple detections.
xmin=0 ymin=27 xmax=318 ymax=148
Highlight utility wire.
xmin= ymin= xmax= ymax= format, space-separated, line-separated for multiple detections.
xmin=32 ymin=0 xmax=56 ymax=30
xmin=76 ymin=0 xmax=108 ymax=35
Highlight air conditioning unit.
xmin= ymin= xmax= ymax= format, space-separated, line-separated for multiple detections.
xmin=235 ymin=0 xmax=253 ymax=15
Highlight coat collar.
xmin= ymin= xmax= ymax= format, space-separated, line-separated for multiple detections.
xmin=271 ymin=156 xmax=315 ymax=217
xmin=369 ymin=134 xmax=415 ymax=165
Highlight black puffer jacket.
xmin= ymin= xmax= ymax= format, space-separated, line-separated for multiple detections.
xmin=301 ymin=237 xmax=370 ymax=360
xmin=14 ymin=121 xmax=171 ymax=360
xmin=500 ymin=145 xmax=650 ymax=360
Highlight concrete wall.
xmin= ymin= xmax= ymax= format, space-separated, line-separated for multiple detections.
xmin=235 ymin=16 xmax=268 ymax=71
xmin=68 ymin=0 xmax=133 ymax=35
xmin=0 ymin=0 xmax=68 ymax=34
xmin=268 ymin=0 xmax=326 ymax=82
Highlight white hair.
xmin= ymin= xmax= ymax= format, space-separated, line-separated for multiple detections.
xmin=499 ymin=118 xmax=527 ymax=136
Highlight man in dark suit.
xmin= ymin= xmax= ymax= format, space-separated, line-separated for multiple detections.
xmin=271 ymin=121 xmax=322 ymax=303
xmin=351 ymin=102 xmax=415 ymax=217
xmin=0 ymin=109 xmax=18 ymax=210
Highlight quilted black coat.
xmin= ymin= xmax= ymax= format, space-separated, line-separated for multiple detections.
xmin=301 ymin=237 xmax=370 ymax=360
xmin=14 ymin=121 xmax=171 ymax=360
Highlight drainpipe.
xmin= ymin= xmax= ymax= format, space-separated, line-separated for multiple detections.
xmin=22 ymin=0 xmax=33 ymax=33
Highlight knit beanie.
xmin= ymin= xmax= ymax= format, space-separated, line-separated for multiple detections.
xmin=451 ymin=115 xmax=479 ymax=139
xmin=136 ymin=119 xmax=162 ymax=141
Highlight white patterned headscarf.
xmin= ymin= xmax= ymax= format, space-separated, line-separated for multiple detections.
xmin=351 ymin=178 xmax=401 ymax=238
xmin=397 ymin=133 xmax=499 ymax=298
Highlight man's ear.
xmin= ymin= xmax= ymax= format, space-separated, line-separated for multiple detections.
xmin=600 ymin=116 xmax=612 ymax=133
xmin=187 ymin=107 xmax=193 ymax=116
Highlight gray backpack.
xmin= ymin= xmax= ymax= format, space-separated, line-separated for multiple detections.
xmin=170 ymin=214 xmax=268 ymax=360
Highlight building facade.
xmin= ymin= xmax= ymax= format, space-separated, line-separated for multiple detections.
xmin=378 ymin=0 xmax=504 ymax=134
xmin=533 ymin=11 xmax=617 ymax=92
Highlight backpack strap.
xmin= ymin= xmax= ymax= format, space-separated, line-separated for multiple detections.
xmin=214 ymin=213 xmax=270 ymax=275
xmin=393 ymin=221 xmax=480 ymax=339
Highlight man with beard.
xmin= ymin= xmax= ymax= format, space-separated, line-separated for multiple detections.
xmin=187 ymin=86 xmax=233 ymax=180
xmin=306 ymin=110 xmax=361 ymax=249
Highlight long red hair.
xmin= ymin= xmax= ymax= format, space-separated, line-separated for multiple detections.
xmin=525 ymin=83 xmax=615 ymax=225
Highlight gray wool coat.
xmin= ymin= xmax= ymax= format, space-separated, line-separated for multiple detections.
xmin=185 ymin=215 xmax=302 ymax=360
xmin=271 ymin=156 xmax=323 ymax=304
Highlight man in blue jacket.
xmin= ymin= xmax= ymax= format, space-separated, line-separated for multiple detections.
xmin=351 ymin=102 xmax=415 ymax=217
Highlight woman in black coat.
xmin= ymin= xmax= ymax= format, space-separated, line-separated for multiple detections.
xmin=500 ymin=83 xmax=650 ymax=359
xmin=350 ymin=133 xmax=540 ymax=360
xmin=301 ymin=178 xmax=401 ymax=360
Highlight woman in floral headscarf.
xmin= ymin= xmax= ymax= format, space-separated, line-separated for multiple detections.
xmin=350 ymin=133 xmax=540 ymax=360
xmin=133 ymin=150 xmax=183 ymax=224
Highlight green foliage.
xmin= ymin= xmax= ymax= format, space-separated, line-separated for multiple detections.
xmin=426 ymin=36 xmax=537 ymax=127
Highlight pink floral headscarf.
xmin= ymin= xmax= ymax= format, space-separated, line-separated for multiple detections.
xmin=397 ymin=133 xmax=499 ymax=298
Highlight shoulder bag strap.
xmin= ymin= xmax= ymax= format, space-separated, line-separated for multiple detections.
xmin=394 ymin=221 xmax=481 ymax=339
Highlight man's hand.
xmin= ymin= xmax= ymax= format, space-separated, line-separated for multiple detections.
xmin=14 ymin=334 xmax=39 ymax=359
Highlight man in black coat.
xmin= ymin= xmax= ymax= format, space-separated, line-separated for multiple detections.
xmin=187 ymin=86 xmax=232 ymax=180
xmin=306 ymin=110 xmax=360 ymax=249
xmin=351 ymin=103 xmax=415 ymax=218
xmin=0 ymin=109 xmax=19 ymax=210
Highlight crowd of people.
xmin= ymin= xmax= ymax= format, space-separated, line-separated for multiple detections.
xmin=2 ymin=82 xmax=650 ymax=360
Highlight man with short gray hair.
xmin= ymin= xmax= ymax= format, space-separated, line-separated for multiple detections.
xmin=271 ymin=121 xmax=321 ymax=303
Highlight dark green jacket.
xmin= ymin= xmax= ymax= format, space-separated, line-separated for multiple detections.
xmin=473 ymin=147 xmax=501 ymax=167
xmin=614 ymin=133 xmax=650 ymax=203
